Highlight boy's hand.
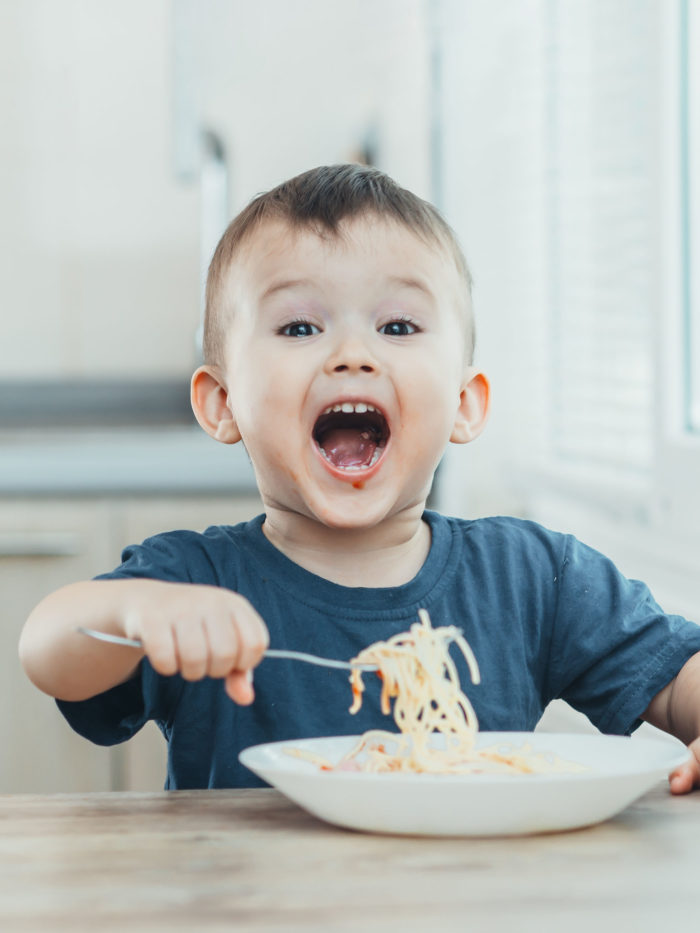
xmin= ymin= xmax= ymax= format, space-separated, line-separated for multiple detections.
xmin=121 ymin=581 xmax=269 ymax=705
xmin=669 ymin=736 xmax=700 ymax=795
xmin=643 ymin=652 xmax=700 ymax=795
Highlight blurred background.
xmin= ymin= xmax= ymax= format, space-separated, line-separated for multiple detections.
xmin=1 ymin=0 xmax=698 ymax=792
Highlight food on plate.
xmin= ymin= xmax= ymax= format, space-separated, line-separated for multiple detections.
xmin=297 ymin=609 xmax=584 ymax=775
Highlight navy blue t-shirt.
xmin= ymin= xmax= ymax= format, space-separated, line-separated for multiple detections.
xmin=58 ymin=511 xmax=700 ymax=788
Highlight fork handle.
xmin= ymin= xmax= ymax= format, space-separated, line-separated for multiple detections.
xmin=264 ymin=648 xmax=376 ymax=671
xmin=76 ymin=628 xmax=376 ymax=671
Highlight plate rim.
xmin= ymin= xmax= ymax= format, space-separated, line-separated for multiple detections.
xmin=239 ymin=730 xmax=690 ymax=784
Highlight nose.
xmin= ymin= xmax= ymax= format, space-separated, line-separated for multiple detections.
xmin=323 ymin=332 xmax=379 ymax=375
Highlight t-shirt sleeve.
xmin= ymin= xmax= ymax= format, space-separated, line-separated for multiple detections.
xmin=56 ymin=660 xmax=183 ymax=746
xmin=545 ymin=534 xmax=700 ymax=734
xmin=56 ymin=532 xmax=206 ymax=746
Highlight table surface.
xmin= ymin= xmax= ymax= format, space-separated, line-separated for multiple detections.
xmin=1 ymin=784 xmax=699 ymax=933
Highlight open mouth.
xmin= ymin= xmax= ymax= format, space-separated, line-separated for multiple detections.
xmin=313 ymin=402 xmax=390 ymax=472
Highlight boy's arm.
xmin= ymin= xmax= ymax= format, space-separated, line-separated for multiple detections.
xmin=19 ymin=578 xmax=268 ymax=705
xmin=643 ymin=650 xmax=700 ymax=794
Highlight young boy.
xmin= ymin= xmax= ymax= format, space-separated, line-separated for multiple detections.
xmin=19 ymin=164 xmax=700 ymax=792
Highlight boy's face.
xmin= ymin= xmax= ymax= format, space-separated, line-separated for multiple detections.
xmin=194 ymin=216 xmax=488 ymax=530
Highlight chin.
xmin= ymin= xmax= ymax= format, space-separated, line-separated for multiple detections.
xmin=308 ymin=490 xmax=426 ymax=532
xmin=311 ymin=506 xmax=383 ymax=531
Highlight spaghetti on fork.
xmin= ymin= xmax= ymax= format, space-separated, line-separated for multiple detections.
xmin=336 ymin=610 xmax=578 ymax=775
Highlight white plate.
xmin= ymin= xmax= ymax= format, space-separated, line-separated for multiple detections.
xmin=239 ymin=731 xmax=690 ymax=837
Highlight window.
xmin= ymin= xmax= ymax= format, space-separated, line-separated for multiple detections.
xmin=545 ymin=0 xmax=657 ymax=480
xmin=683 ymin=0 xmax=700 ymax=432
xmin=535 ymin=0 xmax=700 ymax=612
xmin=528 ymin=0 xmax=700 ymax=547
xmin=436 ymin=0 xmax=700 ymax=615
xmin=652 ymin=0 xmax=700 ymax=548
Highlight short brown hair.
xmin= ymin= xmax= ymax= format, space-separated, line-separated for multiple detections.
xmin=203 ymin=164 xmax=474 ymax=366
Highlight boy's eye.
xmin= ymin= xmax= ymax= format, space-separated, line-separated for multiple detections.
xmin=279 ymin=321 xmax=321 ymax=338
xmin=379 ymin=319 xmax=419 ymax=337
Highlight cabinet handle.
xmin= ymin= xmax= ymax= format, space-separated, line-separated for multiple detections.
xmin=0 ymin=532 xmax=83 ymax=558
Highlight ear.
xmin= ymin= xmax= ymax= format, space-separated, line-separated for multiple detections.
xmin=190 ymin=365 xmax=242 ymax=445
xmin=450 ymin=369 xmax=490 ymax=444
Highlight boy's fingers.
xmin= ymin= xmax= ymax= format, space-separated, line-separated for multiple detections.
xmin=225 ymin=669 xmax=255 ymax=705
xmin=138 ymin=623 xmax=179 ymax=677
xmin=669 ymin=765 xmax=694 ymax=795
xmin=230 ymin=607 xmax=269 ymax=672
xmin=172 ymin=618 xmax=209 ymax=681
xmin=126 ymin=589 xmax=268 ymax=687
xmin=204 ymin=621 xmax=240 ymax=679
xmin=669 ymin=748 xmax=700 ymax=795
xmin=204 ymin=600 xmax=268 ymax=679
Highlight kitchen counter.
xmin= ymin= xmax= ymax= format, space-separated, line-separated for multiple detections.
xmin=0 ymin=427 xmax=256 ymax=495
xmin=1 ymin=784 xmax=699 ymax=931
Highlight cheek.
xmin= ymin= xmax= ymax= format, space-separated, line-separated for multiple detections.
xmin=402 ymin=363 xmax=461 ymax=425
xmin=396 ymin=398 xmax=455 ymax=463
xmin=235 ymin=371 xmax=303 ymax=450
xmin=235 ymin=355 xmax=294 ymax=409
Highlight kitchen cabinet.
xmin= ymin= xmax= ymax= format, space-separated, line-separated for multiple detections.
xmin=0 ymin=498 xmax=117 ymax=793
xmin=0 ymin=493 xmax=262 ymax=793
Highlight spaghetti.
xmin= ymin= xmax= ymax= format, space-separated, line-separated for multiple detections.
xmin=329 ymin=609 xmax=581 ymax=775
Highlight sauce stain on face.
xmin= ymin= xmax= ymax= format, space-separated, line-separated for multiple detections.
xmin=352 ymin=480 xmax=365 ymax=490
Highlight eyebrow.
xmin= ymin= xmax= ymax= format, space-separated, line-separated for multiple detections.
xmin=259 ymin=279 xmax=313 ymax=302
xmin=384 ymin=275 xmax=435 ymax=300
xmin=259 ymin=275 xmax=435 ymax=303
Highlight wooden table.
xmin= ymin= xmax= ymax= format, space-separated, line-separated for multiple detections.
xmin=1 ymin=784 xmax=699 ymax=932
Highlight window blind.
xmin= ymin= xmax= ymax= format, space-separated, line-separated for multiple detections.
xmin=684 ymin=0 xmax=700 ymax=431
xmin=545 ymin=0 xmax=656 ymax=477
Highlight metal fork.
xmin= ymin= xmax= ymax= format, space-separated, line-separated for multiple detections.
xmin=76 ymin=626 xmax=378 ymax=672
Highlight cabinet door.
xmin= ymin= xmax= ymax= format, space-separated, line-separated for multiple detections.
xmin=0 ymin=499 xmax=118 ymax=792
xmin=115 ymin=495 xmax=264 ymax=790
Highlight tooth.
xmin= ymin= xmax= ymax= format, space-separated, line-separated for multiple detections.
xmin=323 ymin=406 xmax=332 ymax=415
xmin=367 ymin=404 xmax=375 ymax=412
xmin=341 ymin=403 xmax=354 ymax=413
xmin=333 ymin=404 xmax=342 ymax=412
xmin=355 ymin=402 xmax=368 ymax=413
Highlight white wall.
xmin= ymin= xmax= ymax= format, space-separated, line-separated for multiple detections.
xmin=184 ymin=0 xmax=432 ymax=210
xmin=0 ymin=0 xmax=432 ymax=381
xmin=0 ymin=0 xmax=200 ymax=379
